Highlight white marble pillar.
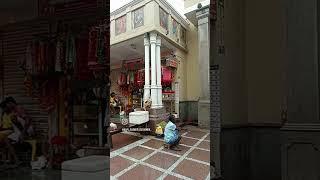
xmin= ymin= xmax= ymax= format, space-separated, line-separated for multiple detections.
xmin=196 ymin=6 xmax=210 ymax=129
xmin=156 ymin=35 xmax=163 ymax=108
xmin=143 ymin=33 xmax=151 ymax=102
xmin=150 ymin=32 xmax=158 ymax=108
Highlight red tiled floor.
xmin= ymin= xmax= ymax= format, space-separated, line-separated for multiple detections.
xmin=184 ymin=131 xmax=207 ymax=139
xmin=179 ymin=128 xmax=189 ymax=134
xmin=205 ymin=135 xmax=210 ymax=141
xmin=123 ymin=146 xmax=154 ymax=160
xmin=164 ymin=175 xmax=183 ymax=180
xmin=197 ymin=141 xmax=210 ymax=150
xmin=180 ymin=137 xmax=198 ymax=146
xmin=142 ymin=139 xmax=164 ymax=149
xmin=162 ymin=145 xmax=190 ymax=156
xmin=110 ymin=156 xmax=135 ymax=176
xmin=187 ymin=149 xmax=210 ymax=163
xmin=173 ymin=159 xmax=209 ymax=180
xmin=118 ymin=165 xmax=163 ymax=180
xmin=111 ymin=133 xmax=142 ymax=151
xmin=144 ymin=152 xmax=179 ymax=169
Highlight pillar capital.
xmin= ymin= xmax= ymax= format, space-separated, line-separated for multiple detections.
xmin=150 ymin=32 xmax=157 ymax=44
xmin=156 ymin=35 xmax=161 ymax=46
xmin=144 ymin=34 xmax=150 ymax=46
xmin=196 ymin=6 xmax=210 ymax=20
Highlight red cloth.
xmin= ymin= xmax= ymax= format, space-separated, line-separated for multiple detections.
xmin=118 ymin=73 xmax=126 ymax=86
xmin=87 ymin=28 xmax=108 ymax=71
xmin=135 ymin=70 xmax=144 ymax=87
xmin=76 ymin=38 xmax=90 ymax=80
xmin=88 ymin=28 xmax=97 ymax=68
xmin=162 ymin=67 xmax=172 ymax=86
xmin=51 ymin=136 xmax=68 ymax=145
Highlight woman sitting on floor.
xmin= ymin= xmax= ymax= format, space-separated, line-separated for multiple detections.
xmin=164 ymin=115 xmax=182 ymax=151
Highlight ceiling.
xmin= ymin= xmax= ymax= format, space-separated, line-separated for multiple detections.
xmin=110 ymin=35 xmax=177 ymax=66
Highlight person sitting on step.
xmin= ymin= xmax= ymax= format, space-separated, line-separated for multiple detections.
xmin=110 ymin=92 xmax=119 ymax=116
xmin=0 ymin=100 xmax=22 ymax=167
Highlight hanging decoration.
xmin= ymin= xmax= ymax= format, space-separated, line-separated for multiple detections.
xmin=75 ymin=38 xmax=91 ymax=80
xmin=161 ymin=66 xmax=173 ymax=86
xmin=65 ymin=31 xmax=76 ymax=69
xmin=55 ymin=37 xmax=63 ymax=72
xmin=165 ymin=58 xmax=178 ymax=68
xmin=87 ymin=24 xmax=108 ymax=71
xmin=135 ymin=69 xmax=144 ymax=88
xmin=21 ymin=37 xmax=59 ymax=113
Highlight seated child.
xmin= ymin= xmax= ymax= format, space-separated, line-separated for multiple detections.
xmin=164 ymin=115 xmax=182 ymax=151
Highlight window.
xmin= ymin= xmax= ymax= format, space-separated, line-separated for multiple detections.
xmin=159 ymin=7 xmax=168 ymax=30
xmin=115 ymin=15 xmax=126 ymax=35
xmin=133 ymin=7 xmax=144 ymax=29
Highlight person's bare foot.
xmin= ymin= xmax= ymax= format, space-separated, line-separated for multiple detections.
xmin=164 ymin=143 xmax=170 ymax=149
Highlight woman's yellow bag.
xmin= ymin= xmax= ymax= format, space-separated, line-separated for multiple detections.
xmin=155 ymin=125 xmax=163 ymax=135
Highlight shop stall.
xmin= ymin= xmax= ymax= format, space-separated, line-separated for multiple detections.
xmin=16 ymin=19 xmax=109 ymax=167
xmin=110 ymin=52 xmax=178 ymax=117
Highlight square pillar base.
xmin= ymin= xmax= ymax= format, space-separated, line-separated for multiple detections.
xmin=148 ymin=107 xmax=169 ymax=135
xmin=198 ymin=100 xmax=210 ymax=129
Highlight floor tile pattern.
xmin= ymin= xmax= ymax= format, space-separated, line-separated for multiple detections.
xmin=110 ymin=127 xmax=210 ymax=180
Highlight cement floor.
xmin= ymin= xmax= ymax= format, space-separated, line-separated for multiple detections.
xmin=110 ymin=126 xmax=210 ymax=180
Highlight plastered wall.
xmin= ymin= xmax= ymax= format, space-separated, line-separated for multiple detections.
xmin=245 ymin=0 xmax=285 ymax=124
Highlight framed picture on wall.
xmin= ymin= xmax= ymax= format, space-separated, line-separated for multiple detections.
xmin=115 ymin=15 xmax=126 ymax=35
xmin=180 ymin=27 xmax=186 ymax=43
xmin=172 ymin=18 xmax=179 ymax=40
xmin=159 ymin=7 xmax=168 ymax=30
xmin=133 ymin=7 xmax=144 ymax=29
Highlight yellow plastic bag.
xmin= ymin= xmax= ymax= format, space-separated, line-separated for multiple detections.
xmin=155 ymin=125 xmax=163 ymax=135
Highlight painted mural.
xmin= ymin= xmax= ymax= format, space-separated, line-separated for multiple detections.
xmin=115 ymin=15 xmax=126 ymax=35
xmin=133 ymin=7 xmax=144 ymax=29
xmin=172 ymin=18 xmax=179 ymax=40
xmin=159 ymin=7 xmax=168 ymax=30
xmin=180 ymin=27 xmax=186 ymax=43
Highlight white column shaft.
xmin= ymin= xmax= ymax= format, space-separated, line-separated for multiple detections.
xmin=150 ymin=32 xmax=158 ymax=108
xmin=156 ymin=36 xmax=163 ymax=108
xmin=143 ymin=34 xmax=150 ymax=102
